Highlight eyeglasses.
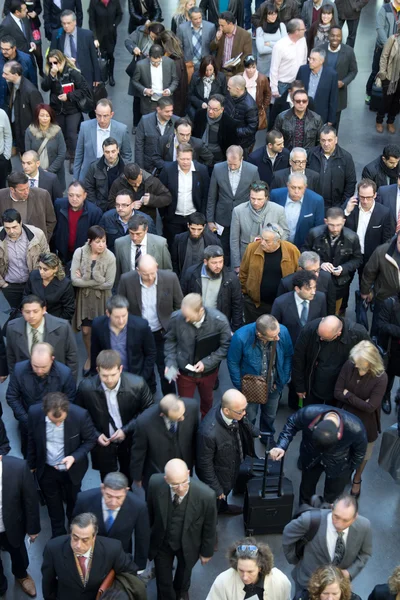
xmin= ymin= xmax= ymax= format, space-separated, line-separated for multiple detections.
xmin=358 ymin=195 xmax=375 ymax=201
xmin=291 ymin=159 xmax=307 ymax=165
xmin=294 ymin=99 xmax=308 ymax=104
xmin=236 ymin=544 xmax=259 ymax=557
xmin=230 ymin=406 xmax=247 ymax=416
xmin=49 ymin=60 xmax=58 ymax=65
xmin=168 ymin=479 xmax=190 ymax=490
xmin=115 ymin=202 xmax=133 ymax=208
xmin=207 ymin=105 xmax=222 ymax=112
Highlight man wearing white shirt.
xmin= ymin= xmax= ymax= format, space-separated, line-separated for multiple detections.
xmin=0 ymin=1 xmax=36 ymax=55
xmin=269 ymin=19 xmax=307 ymax=98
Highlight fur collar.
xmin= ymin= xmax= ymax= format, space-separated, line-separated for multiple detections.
xmin=77 ymin=243 xmax=112 ymax=283
xmin=28 ymin=124 xmax=61 ymax=140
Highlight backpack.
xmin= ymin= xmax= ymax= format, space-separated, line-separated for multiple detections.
xmin=293 ymin=495 xmax=330 ymax=560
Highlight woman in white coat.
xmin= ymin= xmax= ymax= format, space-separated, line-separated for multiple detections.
xmin=256 ymin=3 xmax=287 ymax=77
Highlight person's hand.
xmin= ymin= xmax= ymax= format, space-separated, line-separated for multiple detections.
xmin=75 ymin=269 xmax=82 ymax=278
xmin=193 ymin=361 xmax=205 ymax=373
xmin=133 ymin=47 xmax=141 ymax=56
xmin=297 ymin=392 xmax=306 ymax=399
xmin=200 ymin=556 xmax=212 ymax=565
xmin=132 ymin=200 xmax=143 ymax=210
xmin=162 ymin=88 xmax=171 ymax=96
xmin=331 ymin=265 xmax=343 ymax=277
xmin=264 ymin=41 xmax=271 ymax=46
xmin=338 ymin=80 xmax=344 ymax=88
xmin=269 ymin=448 xmax=285 ymax=461
xmin=361 ymin=291 xmax=373 ymax=302
xmin=0 ymin=376 xmax=7 ymax=384
xmin=217 ymin=493 xmax=225 ymax=500
xmin=29 ymin=534 xmax=39 ymax=542
xmin=208 ymin=222 xmax=217 ymax=232
xmin=343 ymin=389 xmax=348 ymax=395
xmin=29 ymin=42 xmax=36 ymax=51
xmin=272 ymin=91 xmax=280 ymax=98
xmin=202 ymin=102 xmax=208 ymax=109
xmin=94 ymin=39 xmax=100 ymax=48
xmin=320 ymin=262 xmax=335 ymax=273
xmin=216 ymin=29 xmax=223 ymax=41
xmin=2 ymin=283 xmax=8 ymax=288
xmin=144 ymin=88 xmax=153 ymax=96
xmin=164 ymin=366 xmax=179 ymax=381
xmin=133 ymin=480 xmax=142 ymax=488
xmin=98 ymin=433 xmax=110 ymax=446
xmin=345 ymin=196 xmax=358 ymax=214
xmin=141 ymin=193 xmax=150 ymax=205
xmin=341 ymin=570 xmax=350 ymax=579
xmin=60 ymin=456 xmax=75 ymax=470
xmin=109 ymin=428 xmax=126 ymax=443
xmin=70 ymin=56 xmax=76 ymax=64
xmin=58 ymin=93 xmax=68 ymax=102
xmin=93 ymin=81 xmax=100 ymax=87
xmin=28 ymin=10 xmax=37 ymax=17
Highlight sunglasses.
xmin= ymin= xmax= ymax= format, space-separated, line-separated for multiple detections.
xmin=236 ymin=544 xmax=259 ymax=557
xmin=49 ymin=60 xmax=58 ymax=65
xmin=265 ymin=223 xmax=281 ymax=237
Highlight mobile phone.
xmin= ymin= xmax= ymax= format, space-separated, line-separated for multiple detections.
xmin=333 ymin=267 xmax=341 ymax=272
xmin=57 ymin=463 xmax=67 ymax=471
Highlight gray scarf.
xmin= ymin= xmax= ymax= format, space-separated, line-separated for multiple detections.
xmin=202 ymin=112 xmax=223 ymax=145
xmin=247 ymin=201 xmax=270 ymax=239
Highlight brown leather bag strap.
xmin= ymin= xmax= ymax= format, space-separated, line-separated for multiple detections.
xmin=265 ymin=341 xmax=277 ymax=398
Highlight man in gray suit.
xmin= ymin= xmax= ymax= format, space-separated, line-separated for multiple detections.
xmin=114 ymin=214 xmax=172 ymax=287
xmin=6 ymin=294 xmax=79 ymax=379
xmin=132 ymin=45 xmax=179 ymax=116
xmin=73 ymin=99 xmax=132 ymax=182
xmin=206 ymin=145 xmax=259 ymax=264
xmin=283 ymin=494 xmax=372 ymax=593
xmin=177 ymin=8 xmax=216 ymax=69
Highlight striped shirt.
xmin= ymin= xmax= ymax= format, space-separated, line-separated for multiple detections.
xmin=223 ymin=26 xmax=237 ymax=67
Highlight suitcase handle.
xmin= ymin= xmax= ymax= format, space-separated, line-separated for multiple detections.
xmin=261 ymin=449 xmax=284 ymax=498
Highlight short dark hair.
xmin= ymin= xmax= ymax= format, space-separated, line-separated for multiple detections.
xmin=124 ymin=163 xmax=141 ymax=180
xmin=292 ymin=89 xmax=308 ymax=101
xmin=219 ymin=10 xmax=236 ymax=23
xmin=102 ymin=136 xmax=119 ymax=149
xmin=9 ymin=0 xmax=26 ymax=14
xmin=243 ymin=54 xmax=256 ymax=68
xmin=320 ymin=124 xmax=337 ymax=136
xmin=266 ymin=130 xmax=283 ymax=145
xmin=7 ymin=171 xmax=28 ymax=188
xmin=228 ymin=538 xmax=274 ymax=578
xmin=0 ymin=35 xmax=16 ymax=47
xmin=204 ymin=245 xmax=224 ymax=260
xmin=177 ymin=142 xmax=193 ymax=155
xmin=199 ymin=55 xmax=219 ymax=78
xmin=175 ymin=117 xmax=192 ymax=131
xmin=357 ymin=178 xmax=377 ymax=195
xmin=68 ymin=180 xmax=86 ymax=193
xmin=128 ymin=214 xmax=149 ymax=231
xmin=312 ymin=419 xmax=339 ymax=447
xmin=2 ymin=208 xmax=21 ymax=224
xmin=326 ymin=207 xmax=344 ymax=219
xmin=115 ymin=190 xmax=135 ymax=203
xmin=71 ymin=513 xmax=98 ymax=535
xmin=292 ymin=270 xmax=317 ymax=289
xmin=147 ymin=22 xmax=165 ymax=36
xmin=87 ymin=225 xmax=106 ymax=242
xmin=383 ymin=144 xmax=400 ymax=160
xmin=250 ymin=180 xmax=269 ymax=196
xmin=149 ymin=44 xmax=163 ymax=58
xmin=189 ymin=6 xmax=203 ymax=16
xmin=188 ymin=212 xmax=206 ymax=226
xmin=208 ymin=93 xmax=225 ymax=107
xmin=289 ymin=79 xmax=305 ymax=90
xmin=157 ymin=97 xmax=174 ymax=109
xmin=21 ymin=294 xmax=46 ymax=308
xmin=106 ymin=295 xmax=129 ymax=313
xmin=43 ymin=392 xmax=70 ymax=417
xmin=96 ymin=349 xmax=121 ymax=370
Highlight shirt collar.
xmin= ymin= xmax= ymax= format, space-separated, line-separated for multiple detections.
xmin=75 ymin=547 xmax=92 ymax=559
xmin=225 ymin=25 xmax=237 ymax=38
xmin=29 ymin=318 xmax=45 ymax=335
xmin=131 ymin=233 xmax=147 ymax=248
xmin=328 ymin=44 xmax=341 ymax=52
xmin=45 ymin=415 xmax=64 ymax=425
xmin=360 ymin=201 xmax=375 ymax=214
xmin=191 ymin=22 xmax=202 ymax=31
xmin=287 ymin=194 xmax=303 ymax=204
xmin=101 ymin=498 xmax=121 ymax=514
xmin=101 ymin=378 xmax=121 ymax=394
xmin=294 ymin=291 xmax=308 ymax=307
xmin=97 ymin=123 xmax=110 ymax=133
xmin=192 ymin=312 xmax=205 ymax=328
xmin=220 ymin=408 xmax=233 ymax=425
xmin=178 ymin=162 xmax=196 ymax=173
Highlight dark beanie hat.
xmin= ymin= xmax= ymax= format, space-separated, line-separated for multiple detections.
xmin=312 ymin=419 xmax=339 ymax=447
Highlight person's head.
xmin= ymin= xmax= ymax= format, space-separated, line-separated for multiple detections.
xmin=356 ymin=178 xmax=377 ymax=212
xmin=164 ymin=459 xmax=190 ymax=498
xmin=0 ymin=35 xmax=17 ymax=60
xmin=320 ymin=125 xmax=338 ymax=156
xmin=46 ymin=49 xmax=74 ymax=74
xmin=328 ymin=26 xmax=342 ymax=49
xmin=249 ymin=181 xmax=269 ymax=211
xmin=331 ymin=494 xmax=358 ymax=532
xmin=324 ymin=207 xmax=345 ymax=237
xmin=308 ymin=565 xmax=352 ymax=600
xmin=70 ymin=513 xmax=98 ymax=556
xmin=288 ymin=79 xmax=306 ymax=102
xmin=308 ymin=48 xmax=326 ymax=73
xmin=68 ymin=181 xmax=87 ymax=211
xmin=312 ymin=417 xmax=339 ymax=448
xmin=243 ymin=54 xmax=257 ymax=78
xmin=176 ymin=143 xmax=194 ymax=173
xmin=137 ymin=254 xmax=158 ymax=286
xmin=318 ymin=3 xmax=335 ymax=25
xmin=290 ymin=147 xmax=308 ymax=172
xmin=207 ymin=94 xmax=224 ymax=120
xmin=115 ymin=191 xmax=135 ymax=221
xmin=87 ymin=225 xmax=106 ymax=255
xmin=221 ymin=389 xmax=248 ymax=421
xmin=317 ymin=315 xmax=343 ymax=342
xmin=102 ymin=137 xmax=120 ymax=165
xmin=218 ymin=11 xmax=236 ymax=33
xmin=2 ymin=208 xmax=22 ymax=239
xmin=226 ymin=145 xmax=243 ymax=171
xmin=261 ymin=3 xmax=279 ymax=30
xmin=106 ymin=295 xmax=129 ymax=332
xmin=21 ymin=295 xmax=46 ymax=328
xmin=260 ymin=223 xmax=283 ymax=253
xmin=349 ymin=340 xmax=385 ymax=378
xmin=149 ymin=44 xmax=163 ymax=67
xmin=228 ymin=538 xmax=274 ymax=585
xmin=101 ymin=472 xmax=129 ymax=510
xmin=227 ymin=74 xmax=246 ymax=98
xmin=156 ymin=97 xmax=174 ymax=122
xmin=187 ymin=212 xmax=206 ymax=239
xmin=158 ymin=30 xmax=184 ymax=59
xmin=145 ymin=21 xmax=165 ymax=40
xmin=388 ymin=566 xmax=400 ymax=596
xmin=286 ymin=18 xmax=306 ymax=40
xmin=298 ymin=251 xmax=321 ymax=276
xmin=128 ymin=214 xmax=149 ymax=245
xmin=382 ymin=144 xmax=400 ymax=171
xmin=159 ymin=394 xmax=186 ymax=422
xmin=292 ymin=270 xmax=317 ymax=301
xmin=255 ymin=314 xmax=280 ymax=343
xmin=199 ymin=55 xmax=219 ymax=79
xmin=9 ymin=0 xmax=27 ymax=18
xmin=266 ymin=130 xmax=284 ymax=155
xmin=96 ymin=350 xmax=122 ymax=390
xmin=292 ymin=89 xmax=309 ymax=114
xmin=21 ymin=150 xmax=40 ymax=177
xmin=203 ymin=245 xmax=224 ymax=278
xmin=287 ymin=172 xmax=307 ymax=201
xmin=30 ymin=343 xmax=55 ymax=377
xmin=174 ymin=118 xmax=192 ymax=144
xmin=181 ymin=293 xmax=204 ymax=324
xmin=7 ymin=171 xmax=29 ymax=201
xmin=174 ymin=0 xmax=195 ymax=16
xmin=38 ymin=252 xmax=65 ymax=282
xmin=43 ymin=391 xmax=69 ymax=424
xmin=60 ymin=9 xmax=77 ymax=34
xmin=95 ymin=98 xmax=114 ymax=130
xmin=189 ymin=6 xmax=203 ymax=27
xmin=124 ymin=163 xmax=142 ymax=189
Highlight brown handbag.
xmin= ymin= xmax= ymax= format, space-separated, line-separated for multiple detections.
xmin=241 ymin=342 xmax=277 ymax=404
xmin=96 ymin=569 xmax=116 ymax=599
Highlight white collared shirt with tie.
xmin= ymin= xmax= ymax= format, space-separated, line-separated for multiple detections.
xmin=294 ymin=291 xmax=309 ymax=320
xmin=176 ymin=162 xmax=196 ymax=216
xmin=28 ymin=172 xmax=39 ymax=188
xmin=356 ymin=202 xmax=374 ymax=255
xmin=150 ymin=61 xmax=163 ymax=95
xmin=101 ymin=379 xmax=123 ymax=436
xmin=101 ymin=498 xmax=121 ymax=525
xmin=326 ymin=511 xmax=350 ymax=561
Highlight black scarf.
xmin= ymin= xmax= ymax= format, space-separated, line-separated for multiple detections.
xmin=380 ymin=156 xmax=399 ymax=184
xmin=262 ymin=18 xmax=281 ymax=34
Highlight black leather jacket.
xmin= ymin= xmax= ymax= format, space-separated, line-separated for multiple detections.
xmin=274 ymin=108 xmax=323 ymax=150
xmin=277 ymin=404 xmax=367 ymax=477
xmin=127 ymin=0 xmax=162 ymax=33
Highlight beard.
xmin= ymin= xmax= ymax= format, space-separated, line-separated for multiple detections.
xmin=206 ymin=266 xmax=222 ymax=280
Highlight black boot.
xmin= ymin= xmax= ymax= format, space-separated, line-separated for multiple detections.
xmin=108 ymin=57 xmax=115 ymax=87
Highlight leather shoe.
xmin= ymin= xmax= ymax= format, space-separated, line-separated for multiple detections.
xmin=17 ymin=574 xmax=36 ymax=597
xmin=109 ymin=75 xmax=115 ymax=87
xmin=382 ymin=397 xmax=392 ymax=415
xmin=179 ymin=592 xmax=189 ymax=600
xmin=388 ymin=123 xmax=396 ymax=134
xmin=376 ymin=123 xmax=384 ymax=133
xmin=219 ymin=503 xmax=243 ymax=515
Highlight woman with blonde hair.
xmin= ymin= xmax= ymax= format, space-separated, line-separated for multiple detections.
xmin=307 ymin=566 xmax=353 ymax=600
xmin=334 ymin=340 xmax=387 ymax=498
xmin=171 ymin=0 xmax=196 ymax=33
xmin=368 ymin=565 xmax=400 ymax=600
xmin=157 ymin=30 xmax=188 ymax=116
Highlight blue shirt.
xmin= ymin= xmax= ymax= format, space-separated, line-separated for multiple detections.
xmin=109 ymin=324 xmax=128 ymax=370
xmin=308 ymin=67 xmax=323 ymax=99
xmin=285 ymin=195 xmax=303 ymax=242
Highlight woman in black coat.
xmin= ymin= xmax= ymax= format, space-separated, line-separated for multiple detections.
xmin=127 ymin=0 xmax=162 ymax=34
xmin=188 ymin=55 xmax=227 ymax=120
xmin=88 ymin=0 xmax=123 ymax=86
xmin=378 ymin=293 xmax=400 ymax=413
xmin=23 ymin=253 xmax=75 ymax=321
xmin=368 ymin=566 xmax=400 ymax=600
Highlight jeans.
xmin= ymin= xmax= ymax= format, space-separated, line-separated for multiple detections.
xmin=278 ymin=81 xmax=291 ymax=96
xmin=246 ymin=388 xmax=281 ymax=436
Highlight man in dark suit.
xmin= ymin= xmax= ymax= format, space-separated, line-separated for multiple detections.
xmin=118 ymin=255 xmax=183 ymax=396
xmin=43 ymin=0 xmax=83 ymax=40
xmin=0 ymin=0 xmax=35 ymax=55
xmin=297 ymin=49 xmax=338 ymax=125
xmin=50 ymin=9 xmax=101 ymax=87
xmin=6 ymin=342 xmax=76 ymax=457
xmin=21 ymin=150 xmax=63 ymax=202
xmin=135 ymin=98 xmax=178 ymax=171
xmin=271 ymin=147 xmax=320 ymax=193
xmin=131 ymin=394 xmax=199 ymax=489
xmin=248 ymin=130 xmax=289 ymax=187
xmin=42 ymin=512 xmax=138 ymax=600
xmin=147 ymin=458 xmax=217 ymax=600
xmin=6 ymin=294 xmax=79 ymax=379
xmin=0 ymin=34 xmax=37 ymax=111
xmin=159 ymin=143 xmax=210 ymax=247
xmin=377 ymin=175 xmax=400 ymax=233
xmin=27 ymin=392 xmax=97 ymax=538
xmin=90 ymin=294 xmax=157 ymax=392
xmin=270 ymin=172 xmax=325 ymax=249
xmin=76 ymin=350 xmax=153 ymax=483
xmin=132 ymin=44 xmax=179 ymax=115
xmin=73 ymin=472 xmax=150 ymax=569
xmin=0 ymin=452 xmax=40 ymax=598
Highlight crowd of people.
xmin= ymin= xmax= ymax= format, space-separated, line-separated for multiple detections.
xmin=0 ymin=0 xmax=399 ymax=598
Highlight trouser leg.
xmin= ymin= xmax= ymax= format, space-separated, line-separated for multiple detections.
xmin=153 ymin=329 xmax=176 ymax=395
xmin=197 ymin=371 xmax=218 ymax=417
xmin=38 ymin=466 xmax=67 ymax=537
xmin=154 ymin=543 xmax=177 ymax=600
xmin=299 ymin=462 xmax=325 ymax=504
xmin=324 ymin=470 xmax=352 ymax=503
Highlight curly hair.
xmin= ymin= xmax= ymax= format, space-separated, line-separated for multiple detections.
xmin=308 ymin=566 xmax=351 ymax=600
xmin=388 ymin=566 xmax=400 ymax=594
xmin=227 ymin=538 xmax=274 ymax=578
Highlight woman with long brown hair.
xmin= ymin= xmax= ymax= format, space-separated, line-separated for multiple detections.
xmin=188 ymin=55 xmax=227 ymax=119
xmin=306 ymin=4 xmax=336 ymax=53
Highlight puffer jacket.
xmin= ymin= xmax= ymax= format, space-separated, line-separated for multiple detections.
xmin=196 ymin=405 xmax=258 ymax=496
xmin=360 ymin=238 xmax=400 ymax=302
xmin=0 ymin=224 xmax=49 ymax=288
xmin=224 ymin=91 xmax=259 ymax=150
xmin=276 ymin=404 xmax=368 ymax=478
xmin=274 ymin=108 xmax=323 ymax=150
xmin=164 ymin=307 xmax=232 ymax=375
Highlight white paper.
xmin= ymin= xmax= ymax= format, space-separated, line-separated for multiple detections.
xmin=185 ymin=364 xmax=196 ymax=372
xmin=215 ymin=223 xmax=224 ymax=236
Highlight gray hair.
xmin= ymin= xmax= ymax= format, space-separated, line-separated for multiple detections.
xmin=106 ymin=294 xmax=129 ymax=313
xmin=226 ymin=145 xmax=243 ymax=159
xmin=262 ymin=223 xmax=283 ymax=241
xmin=204 ymin=245 xmax=224 ymax=260
xmin=299 ymin=251 xmax=320 ymax=268
xmin=286 ymin=18 xmax=304 ymax=34
xmin=103 ymin=472 xmax=129 ymax=490
xmin=290 ymin=147 xmax=307 ymax=160
xmin=256 ymin=315 xmax=279 ymax=335
xmin=288 ymin=172 xmax=308 ymax=186
xmin=310 ymin=48 xmax=326 ymax=61
xmin=71 ymin=512 xmax=98 ymax=535
xmin=60 ymin=9 xmax=76 ymax=20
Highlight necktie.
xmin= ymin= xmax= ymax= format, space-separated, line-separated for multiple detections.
xmin=29 ymin=178 xmax=35 ymax=188
xmin=105 ymin=509 xmax=115 ymax=531
xmin=333 ymin=531 xmax=346 ymax=565
xmin=77 ymin=555 xmax=87 ymax=579
xmin=169 ymin=421 xmax=177 ymax=434
xmin=396 ymin=209 xmax=400 ymax=233
xmin=300 ymin=300 xmax=309 ymax=326
xmin=31 ymin=327 xmax=39 ymax=352
xmin=135 ymin=244 xmax=142 ymax=269
xmin=69 ymin=34 xmax=77 ymax=59
xmin=19 ymin=18 xmax=26 ymax=37
xmin=173 ymin=493 xmax=180 ymax=507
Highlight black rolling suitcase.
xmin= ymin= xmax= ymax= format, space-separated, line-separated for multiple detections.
xmin=234 ymin=453 xmax=281 ymax=494
xmin=243 ymin=450 xmax=294 ymax=535
xmin=369 ymin=82 xmax=383 ymax=113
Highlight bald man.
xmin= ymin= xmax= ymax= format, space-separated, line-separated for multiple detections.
xmin=21 ymin=150 xmax=63 ymax=202
xmin=6 ymin=342 xmax=76 ymax=457
xmin=196 ymin=389 xmax=259 ymax=514
xmin=225 ymin=75 xmax=259 ymax=153
xmin=292 ymin=316 xmax=369 ymax=406
xmin=147 ymin=458 xmax=217 ymax=600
